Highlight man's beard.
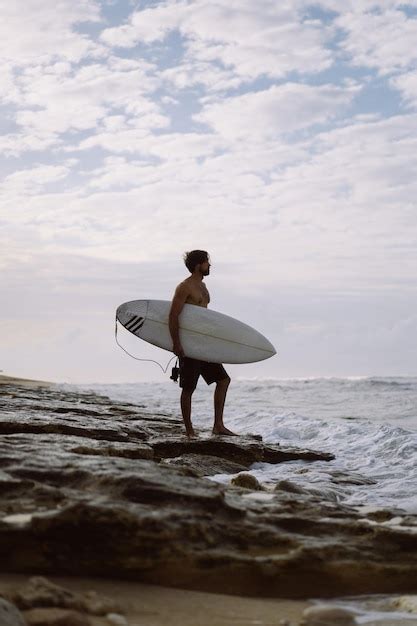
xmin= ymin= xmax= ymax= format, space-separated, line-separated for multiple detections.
xmin=202 ymin=268 xmax=210 ymax=276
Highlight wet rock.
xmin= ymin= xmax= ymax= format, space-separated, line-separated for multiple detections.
xmin=391 ymin=595 xmax=417 ymax=612
xmin=359 ymin=505 xmax=392 ymax=521
xmin=263 ymin=445 xmax=334 ymax=463
xmin=300 ymin=605 xmax=356 ymax=625
xmin=231 ymin=473 xmax=263 ymax=490
xmin=274 ymin=480 xmax=307 ymax=495
xmin=151 ymin=437 xmax=334 ymax=466
xmin=0 ymin=420 xmax=131 ymax=443
xmin=151 ymin=436 xmax=265 ymax=465
xmin=71 ymin=442 xmax=154 ymax=460
xmin=0 ymin=598 xmax=26 ymax=626
xmin=328 ymin=470 xmax=377 ymax=486
xmin=161 ymin=453 xmax=247 ymax=476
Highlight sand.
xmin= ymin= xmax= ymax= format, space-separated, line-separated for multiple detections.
xmin=0 ymin=574 xmax=309 ymax=625
xmin=0 ymin=374 xmax=53 ymax=387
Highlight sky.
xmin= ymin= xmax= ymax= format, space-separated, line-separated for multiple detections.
xmin=1 ymin=0 xmax=417 ymax=384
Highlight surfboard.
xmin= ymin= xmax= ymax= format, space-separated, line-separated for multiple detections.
xmin=116 ymin=300 xmax=276 ymax=364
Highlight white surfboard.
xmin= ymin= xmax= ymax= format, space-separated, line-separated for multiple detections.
xmin=116 ymin=300 xmax=276 ymax=364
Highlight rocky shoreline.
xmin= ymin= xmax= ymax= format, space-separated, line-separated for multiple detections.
xmin=1 ymin=378 xmax=417 ymax=623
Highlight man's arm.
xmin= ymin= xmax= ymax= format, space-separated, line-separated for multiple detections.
xmin=169 ymin=283 xmax=189 ymax=357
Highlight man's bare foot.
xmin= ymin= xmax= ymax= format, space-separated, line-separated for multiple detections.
xmin=186 ymin=429 xmax=198 ymax=438
xmin=212 ymin=426 xmax=237 ymax=436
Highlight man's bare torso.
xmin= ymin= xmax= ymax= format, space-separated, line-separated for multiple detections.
xmin=180 ymin=276 xmax=210 ymax=308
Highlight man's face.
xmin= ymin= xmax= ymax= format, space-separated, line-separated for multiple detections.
xmin=200 ymin=258 xmax=211 ymax=276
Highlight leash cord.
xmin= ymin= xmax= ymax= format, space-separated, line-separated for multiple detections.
xmin=115 ymin=318 xmax=177 ymax=374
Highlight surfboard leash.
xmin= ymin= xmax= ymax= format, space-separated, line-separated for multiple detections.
xmin=114 ymin=318 xmax=178 ymax=376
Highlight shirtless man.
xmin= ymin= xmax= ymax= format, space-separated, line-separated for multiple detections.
xmin=169 ymin=250 xmax=235 ymax=438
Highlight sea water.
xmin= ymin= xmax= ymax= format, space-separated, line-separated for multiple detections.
xmin=72 ymin=376 xmax=417 ymax=624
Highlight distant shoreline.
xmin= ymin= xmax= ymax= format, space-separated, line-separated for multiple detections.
xmin=0 ymin=374 xmax=53 ymax=387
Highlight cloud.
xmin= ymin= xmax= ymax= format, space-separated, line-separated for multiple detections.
xmin=101 ymin=0 xmax=333 ymax=88
xmin=0 ymin=0 xmax=103 ymax=65
xmin=1 ymin=163 xmax=72 ymax=194
xmin=161 ymin=62 xmax=244 ymax=92
xmin=308 ymin=1 xmax=416 ymax=13
xmin=0 ymin=66 xmax=21 ymax=104
xmin=100 ymin=1 xmax=186 ymax=46
xmin=336 ymin=8 xmax=417 ymax=75
xmin=180 ymin=1 xmax=333 ymax=79
xmin=0 ymin=56 xmax=163 ymax=155
xmin=195 ymin=83 xmax=358 ymax=140
xmin=391 ymin=71 xmax=417 ymax=108
xmin=81 ymin=130 xmax=225 ymax=160
xmin=3 ymin=108 xmax=416 ymax=297
xmin=14 ymin=58 xmax=159 ymax=135
xmin=0 ymin=132 xmax=61 ymax=158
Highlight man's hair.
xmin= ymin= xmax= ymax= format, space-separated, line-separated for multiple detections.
xmin=183 ymin=250 xmax=209 ymax=273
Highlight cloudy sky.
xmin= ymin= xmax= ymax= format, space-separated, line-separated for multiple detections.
xmin=1 ymin=0 xmax=417 ymax=384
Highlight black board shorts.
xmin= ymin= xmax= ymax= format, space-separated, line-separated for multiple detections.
xmin=179 ymin=357 xmax=229 ymax=391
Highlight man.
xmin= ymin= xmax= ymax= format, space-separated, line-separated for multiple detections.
xmin=169 ymin=250 xmax=235 ymax=438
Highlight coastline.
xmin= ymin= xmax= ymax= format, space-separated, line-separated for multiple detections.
xmin=0 ymin=374 xmax=53 ymax=387
xmin=1 ymin=379 xmax=417 ymax=625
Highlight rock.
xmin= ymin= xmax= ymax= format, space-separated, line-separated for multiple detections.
xmin=161 ymin=453 xmax=248 ymax=476
xmin=151 ymin=436 xmax=264 ymax=466
xmin=7 ymin=578 xmax=121 ymax=617
xmin=0 ymin=598 xmax=26 ymax=626
xmin=8 ymin=577 xmax=83 ymax=612
xmin=328 ymin=470 xmax=376 ymax=486
xmin=23 ymin=608 xmax=90 ymax=626
xmin=231 ymin=473 xmax=263 ymax=490
xmin=151 ymin=437 xmax=334 ymax=466
xmin=81 ymin=591 xmax=122 ymax=616
xmin=362 ymin=507 xmax=395 ymax=522
xmin=71 ymin=443 xmax=154 ymax=460
xmin=391 ymin=595 xmax=417 ymax=612
xmin=300 ymin=605 xmax=356 ymax=625
xmin=106 ymin=614 xmax=128 ymax=626
xmin=263 ymin=445 xmax=335 ymax=463
xmin=274 ymin=480 xmax=307 ymax=494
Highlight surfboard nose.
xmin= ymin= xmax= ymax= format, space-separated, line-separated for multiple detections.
xmin=268 ymin=343 xmax=277 ymax=357
xmin=260 ymin=337 xmax=277 ymax=359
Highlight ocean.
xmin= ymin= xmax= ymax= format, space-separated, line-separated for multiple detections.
xmin=72 ymin=376 xmax=417 ymax=515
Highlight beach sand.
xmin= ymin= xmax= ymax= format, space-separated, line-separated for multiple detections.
xmin=0 ymin=574 xmax=309 ymax=625
xmin=0 ymin=374 xmax=53 ymax=387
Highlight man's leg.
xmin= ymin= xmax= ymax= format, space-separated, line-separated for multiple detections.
xmin=181 ymin=388 xmax=196 ymax=437
xmin=212 ymin=376 xmax=236 ymax=435
xmin=179 ymin=357 xmax=200 ymax=438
